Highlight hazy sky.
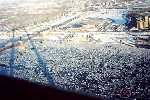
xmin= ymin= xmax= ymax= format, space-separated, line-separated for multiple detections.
xmin=0 ymin=0 xmax=39 ymax=2
xmin=0 ymin=0 xmax=51 ymax=4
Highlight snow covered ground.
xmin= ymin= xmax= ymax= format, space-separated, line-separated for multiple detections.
xmin=0 ymin=0 xmax=150 ymax=99
xmin=0 ymin=35 xmax=150 ymax=99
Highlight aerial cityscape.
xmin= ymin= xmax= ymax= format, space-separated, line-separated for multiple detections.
xmin=0 ymin=0 xmax=150 ymax=99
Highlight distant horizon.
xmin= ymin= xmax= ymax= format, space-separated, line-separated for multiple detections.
xmin=0 ymin=0 xmax=52 ymax=4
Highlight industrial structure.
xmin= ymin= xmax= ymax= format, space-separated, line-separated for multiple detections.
xmin=124 ymin=2 xmax=150 ymax=48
